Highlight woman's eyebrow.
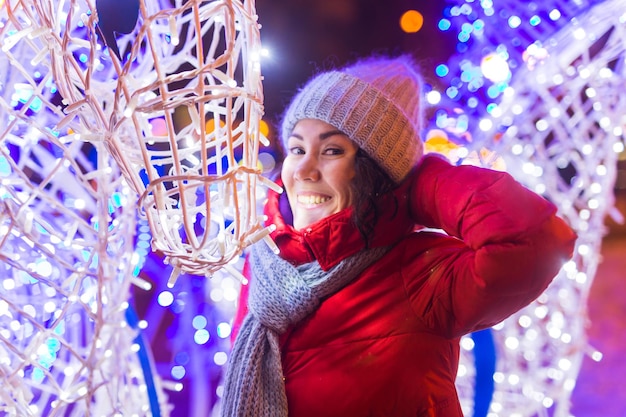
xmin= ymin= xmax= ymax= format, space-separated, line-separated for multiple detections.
xmin=319 ymin=130 xmax=346 ymax=140
xmin=289 ymin=130 xmax=346 ymax=141
xmin=289 ymin=133 xmax=304 ymax=140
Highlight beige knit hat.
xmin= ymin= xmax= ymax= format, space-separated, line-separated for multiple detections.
xmin=281 ymin=55 xmax=424 ymax=183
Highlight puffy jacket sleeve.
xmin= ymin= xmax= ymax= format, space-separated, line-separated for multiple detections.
xmin=406 ymin=154 xmax=577 ymax=336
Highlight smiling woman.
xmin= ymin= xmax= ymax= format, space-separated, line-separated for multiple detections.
xmin=220 ymin=55 xmax=577 ymax=417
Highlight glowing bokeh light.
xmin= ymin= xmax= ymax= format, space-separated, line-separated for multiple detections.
xmin=439 ymin=18 xmax=452 ymax=31
xmin=480 ymin=53 xmax=511 ymax=82
xmin=400 ymin=10 xmax=424 ymax=33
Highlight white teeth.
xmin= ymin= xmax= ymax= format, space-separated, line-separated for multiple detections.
xmin=297 ymin=195 xmax=330 ymax=205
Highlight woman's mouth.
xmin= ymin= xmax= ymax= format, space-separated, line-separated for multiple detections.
xmin=297 ymin=195 xmax=331 ymax=205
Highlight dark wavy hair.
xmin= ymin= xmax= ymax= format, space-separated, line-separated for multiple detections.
xmin=350 ymin=149 xmax=398 ymax=247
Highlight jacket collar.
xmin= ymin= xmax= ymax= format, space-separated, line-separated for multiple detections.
xmin=264 ymin=177 xmax=415 ymax=271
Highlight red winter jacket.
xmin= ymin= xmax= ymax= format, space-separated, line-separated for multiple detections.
xmin=232 ymin=155 xmax=576 ymax=417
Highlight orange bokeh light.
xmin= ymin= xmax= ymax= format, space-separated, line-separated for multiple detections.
xmin=259 ymin=119 xmax=270 ymax=138
xmin=205 ymin=118 xmax=225 ymax=133
xmin=400 ymin=10 xmax=424 ymax=33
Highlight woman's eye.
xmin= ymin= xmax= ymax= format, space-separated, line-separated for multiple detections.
xmin=289 ymin=147 xmax=305 ymax=155
xmin=324 ymin=147 xmax=344 ymax=156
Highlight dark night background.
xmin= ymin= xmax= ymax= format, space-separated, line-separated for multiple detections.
xmin=255 ymin=0 xmax=455 ymax=129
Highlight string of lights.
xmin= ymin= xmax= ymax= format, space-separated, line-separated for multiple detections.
xmin=1 ymin=0 xmax=266 ymax=415
xmin=422 ymin=1 xmax=626 ymax=415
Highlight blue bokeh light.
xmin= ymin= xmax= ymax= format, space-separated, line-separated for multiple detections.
xmin=436 ymin=64 xmax=450 ymax=77
xmin=192 ymin=315 xmax=207 ymax=330
xmin=171 ymin=365 xmax=186 ymax=380
xmin=194 ymin=329 xmax=210 ymax=345
xmin=508 ymin=16 xmax=522 ymax=28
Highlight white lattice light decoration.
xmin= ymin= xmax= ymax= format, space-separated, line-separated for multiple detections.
xmin=1 ymin=0 xmax=269 ymax=414
xmin=479 ymin=4 xmax=625 ymax=415
xmin=0 ymin=0 xmax=170 ymax=412
xmin=90 ymin=0 xmax=273 ymax=283
xmin=39 ymin=0 xmax=272 ymax=284
xmin=428 ymin=0 xmax=626 ymax=415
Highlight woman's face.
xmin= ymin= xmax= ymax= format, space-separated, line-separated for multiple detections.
xmin=282 ymin=119 xmax=359 ymax=230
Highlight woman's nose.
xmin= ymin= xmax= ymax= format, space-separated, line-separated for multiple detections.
xmin=294 ymin=154 xmax=320 ymax=182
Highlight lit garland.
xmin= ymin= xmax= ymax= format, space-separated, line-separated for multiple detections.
xmin=21 ymin=0 xmax=270 ymax=284
xmin=1 ymin=0 xmax=268 ymax=415
xmin=0 ymin=2 xmax=173 ymax=414
xmin=0 ymin=96 xmax=162 ymax=415
xmin=424 ymin=0 xmax=626 ymax=415
xmin=85 ymin=0 xmax=272 ymax=284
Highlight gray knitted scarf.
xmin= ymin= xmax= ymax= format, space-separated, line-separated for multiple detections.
xmin=221 ymin=240 xmax=389 ymax=417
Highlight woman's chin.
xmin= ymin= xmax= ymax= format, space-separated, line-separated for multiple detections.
xmin=293 ymin=210 xmax=328 ymax=230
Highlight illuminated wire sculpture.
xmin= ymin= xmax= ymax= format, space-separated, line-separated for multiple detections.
xmin=428 ymin=0 xmax=626 ymax=415
xmin=0 ymin=2 xmax=170 ymax=414
xmin=2 ymin=0 xmax=268 ymax=415
xmin=0 ymin=64 xmax=163 ymax=417
xmin=4 ymin=0 xmax=270 ymax=284
xmin=88 ymin=0 xmax=271 ymax=283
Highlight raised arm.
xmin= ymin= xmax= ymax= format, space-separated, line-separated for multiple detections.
xmin=406 ymin=154 xmax=577 ymax=335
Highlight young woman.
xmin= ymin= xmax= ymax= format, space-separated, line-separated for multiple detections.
xmin=221 ymin=55 xmax=577 ymax=417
